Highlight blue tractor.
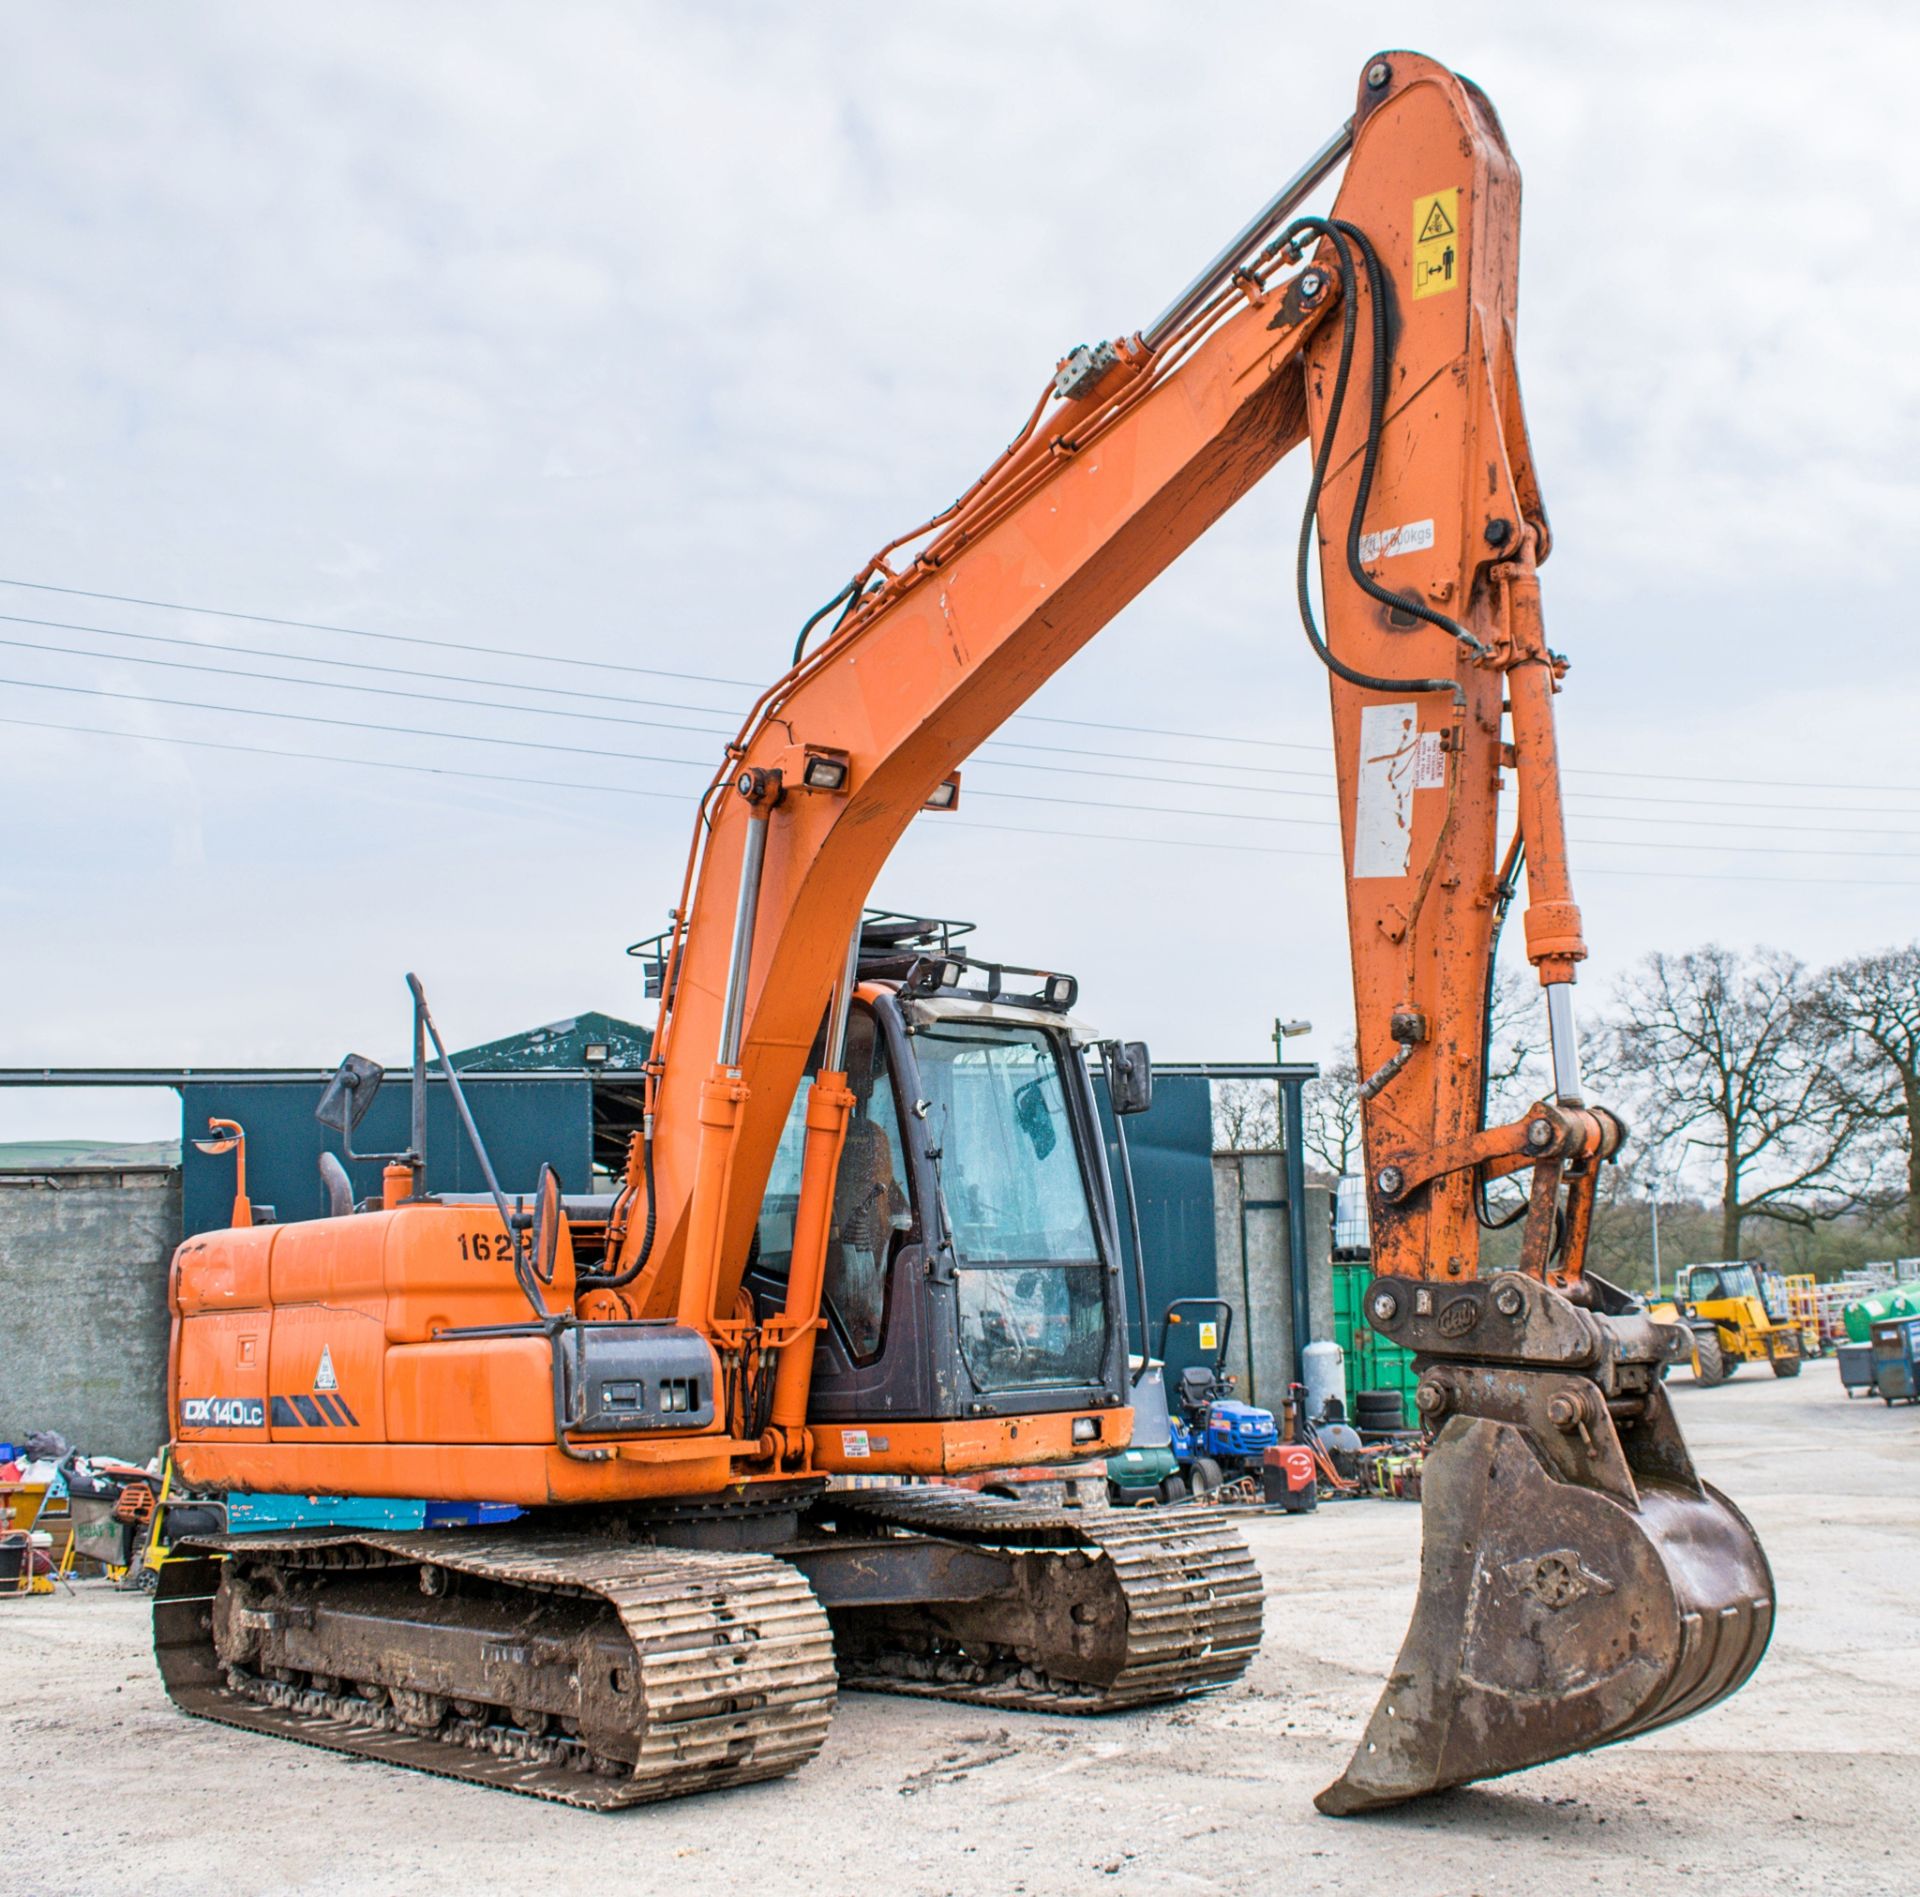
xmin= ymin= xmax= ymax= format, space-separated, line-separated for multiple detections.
xmin=1162 ymin=1299 xmax=1280 ymax=1496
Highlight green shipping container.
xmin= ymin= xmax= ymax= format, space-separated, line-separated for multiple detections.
xmin=1332 ymin=1261 xmax=1420 ymax=1415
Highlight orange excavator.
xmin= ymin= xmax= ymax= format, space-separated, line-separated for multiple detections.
xmin=157 ymin=49 xmax=1771 ymax=1815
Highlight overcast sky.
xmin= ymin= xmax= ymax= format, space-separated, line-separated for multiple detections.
xmin=3 ymin=2 xmax=1917 ymax=1142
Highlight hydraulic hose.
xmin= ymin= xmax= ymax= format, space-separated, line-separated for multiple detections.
xmin=1282 ymin=215 xmax=1483 ymax=700
xmin=791 ymin=575 xmax=863 ymax=667
xmin=577 ymin=1113 xmax=657 ymax=1291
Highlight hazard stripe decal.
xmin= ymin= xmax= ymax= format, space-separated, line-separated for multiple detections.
xmin=269 ymin=1391 xmax=360 ymax=1427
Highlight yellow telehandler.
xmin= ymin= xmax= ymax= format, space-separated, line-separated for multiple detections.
xmin=1654 ymin=1262 xmax=1803 ymax=1385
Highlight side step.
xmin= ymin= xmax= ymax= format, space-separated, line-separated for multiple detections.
xmin=814 ymin=1489 xmax=1265 ymax=1712
xmin=155 ymin=1528 xmax=838 ymax=1809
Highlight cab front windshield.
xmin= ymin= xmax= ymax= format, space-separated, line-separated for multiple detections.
xmin=912 ymin=1018 xmax=1109 ymax=1393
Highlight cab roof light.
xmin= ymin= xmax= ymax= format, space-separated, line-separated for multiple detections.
xmin=923 ymin=773 xmax=961 ymax=811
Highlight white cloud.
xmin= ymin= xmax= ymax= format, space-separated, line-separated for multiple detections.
xmin=0 ymin=1 xmax=1916 ymax=1137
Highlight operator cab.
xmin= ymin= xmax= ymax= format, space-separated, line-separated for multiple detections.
xmin=744 ymin=914 xmax=1134 ymax=1432
xmin=1675 ymin=1262 xmax=1762 ymax=1310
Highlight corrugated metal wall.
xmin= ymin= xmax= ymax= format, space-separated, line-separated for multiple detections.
xmin=179 ymin=1078 xmax=593 ymax=1238
xmin=1095 ymin=1075 xmax=1220 ymax=1354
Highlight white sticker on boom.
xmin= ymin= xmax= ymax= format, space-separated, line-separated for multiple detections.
xmin=1415 ymin=730 xmax=1446 ymax=789
xmin=841 ymin=1429 xmax=871 ymax=1459
xmin=1358 ymin=518 xmax=1435 ymax=563
xmin=314 ymin=1345 xmax=338 ymax=1392
xmin=1353 ymin=703 xmax=1420 ymax=879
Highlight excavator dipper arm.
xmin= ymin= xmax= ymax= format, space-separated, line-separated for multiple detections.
xmin=611 ymin=49 xmax=1771 ymax=1812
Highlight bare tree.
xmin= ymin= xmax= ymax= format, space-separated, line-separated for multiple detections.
xmin=1212 ymin=1078 xmax=1280 ymax=1153
xmin=1812 ymin=944 xmax=1920 ymax=1250
xmin=1485 ymin=968 xmax=1551 ymax=1122
xmin=1602 ymin=945 xmax=1871 ymax=1258
xmin=1301 ymin=1045 xmax=1361 ymax=1179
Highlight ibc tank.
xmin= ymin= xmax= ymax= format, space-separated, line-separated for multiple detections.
xmin=1304 ymin=1338 xmax=1345 ymax=1424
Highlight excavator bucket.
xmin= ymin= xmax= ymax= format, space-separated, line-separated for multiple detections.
xmin=1317 ymin=1277 xmax=1774 ymax=1815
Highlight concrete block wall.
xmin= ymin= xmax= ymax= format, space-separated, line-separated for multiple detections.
xmin=0 ymin=1165 xmax=179 ymax=1458
xmin=1211 ymin=1151 xmax=1333 ymax=1408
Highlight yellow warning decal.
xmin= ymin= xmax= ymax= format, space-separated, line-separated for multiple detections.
xmin=1412 ymin=188 xmax=1460 ymax=300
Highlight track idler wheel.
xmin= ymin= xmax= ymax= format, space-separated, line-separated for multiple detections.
xmin=1317 ymin=1274 xmax=1774 ymax=1816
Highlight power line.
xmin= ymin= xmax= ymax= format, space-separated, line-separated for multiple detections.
xmin=0 ymin=632 xmax=1354 ymax=804
xmin=9 ymin=574 xmax=1920 ymax=808
xmin=0 ymin=632 xmax=740 ymax=746
xmin=13 ymin=709 xmax=1920 ymax=890
xmin=0 ymin=576 xmax=760 ymax=689
xmin=14 ymin=672 xmax=1920 ymax=861
xmin=0 ymin=674 xmax=719 ymax=771
xmin=0 ymin=610 xmax=748 ymax=723
xmin=0 ymin=675 xmax=1344 ymax=831
xmin=19 ymin=624 xmax=1920 ymax=840
xmin=0 ymin=605 xmax=1338 ymax=781
xmin=0 ymin=713 xmax=692 ymax=804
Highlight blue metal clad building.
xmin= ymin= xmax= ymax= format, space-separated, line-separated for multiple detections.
xmin=1096 ymin=1062 xmax=1316 ymax=1387
xmin=1094 ymin=1075 xmax=1219 ymax=1352
xmin=179 ymin=1076 xmax=594 ymax=1238
xmin=175 ymin=1009 xmax=651 ymax=1238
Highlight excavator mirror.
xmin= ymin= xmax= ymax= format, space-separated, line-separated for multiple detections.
xmin=1103 ymin=1040 xmax=1154 ymax=1117
xmin=529 ymin=1163 xmax=564 ymax=1286
xmin=315 ymin=1053 xmax=385 ymax=1135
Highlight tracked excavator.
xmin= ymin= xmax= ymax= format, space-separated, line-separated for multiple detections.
xmin=157 ymin=49 xmax=1773 ymax=1815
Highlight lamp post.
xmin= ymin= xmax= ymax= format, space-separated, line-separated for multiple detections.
xmin=1650 ymin=1180 xmax=1662 ymax=1300
xmin=1273 ymin=1018 xmax=1312 ymax=1062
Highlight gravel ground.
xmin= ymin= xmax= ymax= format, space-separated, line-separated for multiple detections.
xmin=2 ymin=1361 xmax=1914 ymax=1897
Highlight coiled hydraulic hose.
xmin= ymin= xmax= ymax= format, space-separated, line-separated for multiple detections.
xmin=1281 ymin=213 xmax=1486 ymax=699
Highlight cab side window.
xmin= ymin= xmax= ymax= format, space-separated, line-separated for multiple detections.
xmin=824 ymin=1008 xmax=912 ymax=1361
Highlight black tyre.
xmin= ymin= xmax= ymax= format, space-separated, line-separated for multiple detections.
xmin=1772 ymin=1346 xmax=1802 ymax=1379
xmin=1693 ymin=1330 xmax=1730 ymax=1386
xmin=1156 ymin=1474 xmax=1189 ymax=1506
xmin=1689 ymin=1328 xmax=1735 ymax=1382
xmin=1355 ymin=1390 xmax=1406 ymax=1431
xmin=1190 ymin=1457 xmax=1225 ymax=1498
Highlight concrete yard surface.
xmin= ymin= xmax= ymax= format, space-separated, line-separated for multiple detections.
xmin=2 ymin=1364 xmax=1914 ymax=1897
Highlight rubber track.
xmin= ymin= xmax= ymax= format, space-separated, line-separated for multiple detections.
xmin=155 ymin=1529 xmax=837 ymax=1809
xmin=823 ymin=1490 xmax=1264 ymax=1712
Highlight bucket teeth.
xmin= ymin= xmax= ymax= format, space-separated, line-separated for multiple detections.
xmin=1316 ymin=1401 xmax=1773 ymax=1815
